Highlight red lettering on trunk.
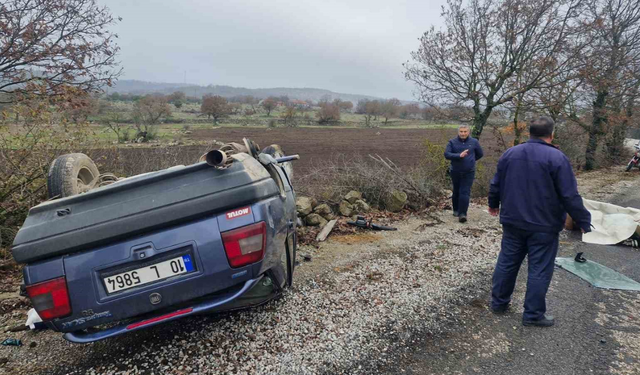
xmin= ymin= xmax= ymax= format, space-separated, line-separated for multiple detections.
xmin=226 ymin=207 xmax=251 ymax=220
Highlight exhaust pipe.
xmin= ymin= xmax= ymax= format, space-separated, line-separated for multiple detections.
xmin=205 ymin=150 xmax=227 ymax=167
xmin=199 ymin=149 xmax=233 ymax=169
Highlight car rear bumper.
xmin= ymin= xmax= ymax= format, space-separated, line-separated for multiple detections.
xmin=63 ymin=275 xmax=273 ymax=343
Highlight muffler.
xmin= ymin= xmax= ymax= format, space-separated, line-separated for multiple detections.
xmin=199 ymin=149 xmax=233 ymax=169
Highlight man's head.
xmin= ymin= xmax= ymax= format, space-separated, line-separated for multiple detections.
xmin=529 ymin=116 xmax=555 ymax=142
xmin=458 ymin=125 xmax=470 ymax=140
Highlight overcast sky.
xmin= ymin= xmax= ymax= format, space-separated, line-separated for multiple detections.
xmin=104 ymin=0 xmax=447 ymax=100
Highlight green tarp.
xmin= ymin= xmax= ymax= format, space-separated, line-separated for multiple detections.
xmin=555 ymin=257 xmax=640 ymax=291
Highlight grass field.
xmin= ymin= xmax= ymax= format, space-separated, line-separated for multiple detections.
xmin=87 ymin=100 xmax=461 ymax=143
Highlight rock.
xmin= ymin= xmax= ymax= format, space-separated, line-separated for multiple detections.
xmin=314 ymin=203 xmax=335 ymax=220
xmin=296 ymin=196 xmax=314 ymax=216
xmin=305 ymin=213 xmax=328 ymax=227
xmin=353 ymin=199 xmax=370 ymax=213
xmin=296 ymin=217 xmax=304 ymax=227
xmin=407 ymin=201 xmax=421 ymax=211
xmin=339 ymin=200 xmax=354 ymax=217
xmin=441 ymin=189 xmax=453 ymax=197
xmin=384 ymin=190 xmax=408 ymax=212
xmin=344 ymin=191 xmax=363 ymax=204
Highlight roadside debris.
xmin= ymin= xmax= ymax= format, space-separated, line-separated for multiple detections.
xmin=316 ymin=219 xmax=338 ymax=242
xmin=567 ymin=199 xmax=640 ymax=245
xmin=347 ymin=216 xmax=397 ymax=231
xmin=1 ymin=338 xmax=22 ymax=346
xmin=25 ymin=308 xmax=45 ymax=330
xmin=6 ymin=324 xmax=28 ymax=333
xmin=555 ymin=257 xmax=640 ymax=291
xmin=621 ymin=237 xmax=640 ymax=248
xmin=414 ymin=217 xmax=444 ymax=232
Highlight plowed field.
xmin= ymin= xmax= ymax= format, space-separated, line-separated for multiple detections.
xmin=186 ymin=127 xmax=503 ymax=175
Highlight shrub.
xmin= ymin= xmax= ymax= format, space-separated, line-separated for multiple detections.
xmin=121 ymin=127 xmax=133 ymax=143
xmin=0 ymin=93 xmax=100 ymax=248
xmin=316 ymin=103 xmax=341 ymax=124
xmin=297 ymin=153 xmax=446 ymax=210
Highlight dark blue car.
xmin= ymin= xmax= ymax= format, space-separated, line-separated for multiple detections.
xmin=11 ymin=142 xmax=298 ymax=343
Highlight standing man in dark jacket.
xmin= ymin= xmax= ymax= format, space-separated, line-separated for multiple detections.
xmin=445 ymin=125 xmax=484 ymax=223
xmin=488 ymin=116 xmax=591 ymax=327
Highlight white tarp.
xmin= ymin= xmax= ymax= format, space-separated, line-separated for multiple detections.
xmin=582 ymin=199 xmax=640 ymax=245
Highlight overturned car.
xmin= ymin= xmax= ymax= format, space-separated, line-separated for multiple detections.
xmin=11 ymin=139 xmax=298 ymax=343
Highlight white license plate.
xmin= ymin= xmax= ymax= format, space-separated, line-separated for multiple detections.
xmin=103 ymin=255 xmax=194 ymax=294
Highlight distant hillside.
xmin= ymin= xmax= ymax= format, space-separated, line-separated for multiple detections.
xmin=107 ymin=80 xmax=387 ymax=103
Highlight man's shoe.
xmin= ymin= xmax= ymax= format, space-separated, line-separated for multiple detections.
xmin=453 ymin=211 xmax=459 ymax=217
xmin=523 ymin=315 xmax=555 ymax=327
xmin=459 ymin=214 xmax=467 ymax=223
xmin=491 ymin=304 xmax=509 ymax=314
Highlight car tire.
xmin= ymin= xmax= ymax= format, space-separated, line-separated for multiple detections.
xmin=47 ymin=153 xmax=100 ymax=198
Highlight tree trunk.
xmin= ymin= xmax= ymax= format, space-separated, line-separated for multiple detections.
xmin=585 ymin=91 xmax=608 ymax=170
xmin=512 ymin=98 xmax=523 ymax=146
xmin=471 ymin=106 xmax=493 ymax=139
xmin=606 ymin=82 xmax=640 ymax=161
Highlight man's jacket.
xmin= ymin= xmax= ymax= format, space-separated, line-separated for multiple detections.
xmin=488 ymin=139 xmax=591 ymax=233
xmin=444 ymin=136 xmax=484 ymax=172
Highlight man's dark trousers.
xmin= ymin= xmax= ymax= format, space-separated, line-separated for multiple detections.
xmin=451 ymin=170 xmax=475 ymax=215
xmin=491 ymin=225 xmax=559 ymax=320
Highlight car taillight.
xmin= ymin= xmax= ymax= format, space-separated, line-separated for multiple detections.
xmin=25 ymin=277 xmax=71 ymax=321
xmin=222 ymin=222 xmax=266 ymax=268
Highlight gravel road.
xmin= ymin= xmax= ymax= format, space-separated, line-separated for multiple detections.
xmin=1 ymin=207 xmax=503 ymax=375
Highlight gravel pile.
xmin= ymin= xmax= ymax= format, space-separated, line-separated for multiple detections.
xmin=0 ymin=208 xmax=502 ymax=375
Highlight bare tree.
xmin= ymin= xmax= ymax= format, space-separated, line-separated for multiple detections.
xmin=332 ymin=99 xmax=354 ymax=113
xmin=100 ymin=102 xmax=130 ymax=143
xmin=242 ymin=95 xmax=260 ymax=111
xmin=60 ymin=91 xmax=101 ymax=124
xmin=0 ymin=0 xmax=121 ymax=103
xmin=261 ymin=97 xmax=278 ymax=116
xmin=316 ymin=102 xmax=341 ymax=124
xmin=362 ymin=100 xmax=382 ymax=127
xmin=282 ymin=104 xmax=298 ymax=127
xmin=566 ymin=0 xmax=640 ymax=169
xmin=134 ymin=95 xmax=171 ymax=124
xmin=356 ymin=99 xmax=369 ymax=114
xmin=201 ymin=95 xmax=230 ymax=124
xmin=405 ymin=0 xmax=585 ymax=138
xmin=380 ymin=98 xmax=401 ymax=125
xmin=168 ymin=91 xmax=186 ymax=108
xmin=400 ymin=103 xmax=421 ymax=119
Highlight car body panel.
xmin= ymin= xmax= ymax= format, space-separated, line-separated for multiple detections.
xmin=16 ymin=151 xmax=298 ymax=342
